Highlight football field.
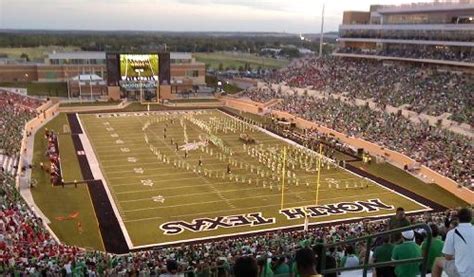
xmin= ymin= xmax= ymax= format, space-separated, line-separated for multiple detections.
xmin=78 ymin=110 xmax=430 ymax=249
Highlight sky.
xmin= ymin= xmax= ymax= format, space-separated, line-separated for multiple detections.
xmin=0 ymin=0 xmax=432 ymax=33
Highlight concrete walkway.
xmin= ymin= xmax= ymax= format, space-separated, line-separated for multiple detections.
xmin=18 ymin=114 xmax=59 ymax=226
xmin=58 ymin=100 xmax=132 ymax=113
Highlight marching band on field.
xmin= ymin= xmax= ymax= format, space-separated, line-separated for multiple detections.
xmin=139 ymin=111 xmax=367 ymax=191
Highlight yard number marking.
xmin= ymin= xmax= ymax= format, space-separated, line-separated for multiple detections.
xmin=127 ymin=157 xmax=137 ymax=163
xmin=152 ymin=195 xmax=165 ymax=203
xmin=141 ymin=179 xmax=154 ymax=187
xmin=134 ymin=167 xmax=144 ymax=174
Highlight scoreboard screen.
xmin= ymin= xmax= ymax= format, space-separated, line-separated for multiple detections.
xmin=119 ymin=54 xmax=159 ymax=81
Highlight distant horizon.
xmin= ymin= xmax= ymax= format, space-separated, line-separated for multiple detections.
xmin=0 ymin=28 xmax=340 ymax=35
xmin=0 ymin=0 xmax=433 ymax=33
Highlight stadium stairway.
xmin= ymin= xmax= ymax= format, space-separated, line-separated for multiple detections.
xmin=0 ymin=154 xmax=19 ymax=176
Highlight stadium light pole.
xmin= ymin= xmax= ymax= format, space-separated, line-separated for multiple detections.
xmin=65 ymin=72 xmax=70 ymax=100
xmin=319 ymin=3 xmax=326 ymax=58
xmin=78 ymin=74 xmax=82 ymax=103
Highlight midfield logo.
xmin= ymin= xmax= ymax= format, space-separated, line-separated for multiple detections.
xmin=159 ymin=199 xmax=394 ymax=235
xmin=160 ymin=212 xmax=275 ymax=235
xmin=280 ymin=199 xmax=394 ymax=220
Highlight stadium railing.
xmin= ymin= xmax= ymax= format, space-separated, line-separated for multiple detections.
xmin=317 ymin=223 xmax=432 ymax=277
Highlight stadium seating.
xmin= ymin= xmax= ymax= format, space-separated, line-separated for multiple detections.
xmin=0 ymin=85 xmax=472 ymax=276
xmin=271 ymin=56 xmax=473 ymax=126
xmin=240 ymin=86 xmax=473 ymax=190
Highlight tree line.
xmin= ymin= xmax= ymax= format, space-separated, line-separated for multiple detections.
xmin=0 ymin=31 xmax=335 ymax=54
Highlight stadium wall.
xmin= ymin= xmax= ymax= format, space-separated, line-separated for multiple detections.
xmin=221 ymin=97 xmax=474 ymax=204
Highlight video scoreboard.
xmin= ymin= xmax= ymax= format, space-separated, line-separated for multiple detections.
xmin=106 ymin=52 xmax=170 ymax=91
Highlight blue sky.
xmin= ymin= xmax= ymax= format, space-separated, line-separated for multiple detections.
xmin=0 ymin=0 xmax=429 ymax=33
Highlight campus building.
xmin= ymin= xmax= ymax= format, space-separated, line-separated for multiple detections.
xmin=335 ymin=0 xmax=474 ymax=67
xmin=0 ymin=51 xmax=206 ymax=98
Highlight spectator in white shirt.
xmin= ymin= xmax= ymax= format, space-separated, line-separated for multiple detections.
xmin=432 ymin=208 xmax=474 ymax=277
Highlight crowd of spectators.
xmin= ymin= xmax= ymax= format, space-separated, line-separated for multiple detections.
xmin=0 ymin=89 xmax=473 ymax=276
xmin=2 ymin=168 xmax=472 ymax=276
xmin=240 ymin=87 xmax=473 ymax=189
xmin=339 ymin=29 xmax=474 ymax=42
xmin=0 ymin=167 xmax=468 ymax=276
xmin=336 ymin=46 xmax=474 ymax=63
xmin=271 ymin=56 xmax=473 ymax=125
xmin=0 ymin=91 xmax=43 ymax=157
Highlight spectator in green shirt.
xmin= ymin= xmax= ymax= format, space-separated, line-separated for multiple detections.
xmin=258 ymin=257 xmax=274 ymax=277
xmin=392 ymin=230 xmax=422 ymax=277
xmin=421 ymin=224 xmax=444 ymax=273
xmin=373 ymin=236 xmax=395 ymax=277
xmin=272 ymin=257 xmax=290 ymax=275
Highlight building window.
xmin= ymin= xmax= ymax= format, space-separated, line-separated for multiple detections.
xmin=186 ymin=70 xmax=199 ymax=77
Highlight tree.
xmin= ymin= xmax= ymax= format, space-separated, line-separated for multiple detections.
xmin=20 ymin=53 xmax=30 ymax=62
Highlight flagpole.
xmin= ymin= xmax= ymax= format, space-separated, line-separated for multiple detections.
xmin=280 ymin=146 xmax=286 ymax=210
xmin=315 ymin=144 xmax=323 ymax=205
xmin=319 ymin=3 xmax=325 ymax=58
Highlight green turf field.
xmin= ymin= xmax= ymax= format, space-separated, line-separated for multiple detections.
xmin=78 ymin=110 xmax=429 ymax=249
xmin=195 ymin=52 xmax=289 ymax=70
xmin=0 ymin=46 xmax=80 ymax=60
xmin=30 ymin=114 xmax=104 ymax=251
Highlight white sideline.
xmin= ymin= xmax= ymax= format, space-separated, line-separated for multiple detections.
xmin=76 ymin=113 xmax=134 ymax=250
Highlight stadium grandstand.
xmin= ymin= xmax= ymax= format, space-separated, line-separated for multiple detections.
xmin=335 ymin=0 xmax=474 ymax=66
xmin=1 ymin=1 xmax=473 ymax=277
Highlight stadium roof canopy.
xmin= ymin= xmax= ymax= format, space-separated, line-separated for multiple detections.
xmin=71 ymin=74 xmax=104 ymax=81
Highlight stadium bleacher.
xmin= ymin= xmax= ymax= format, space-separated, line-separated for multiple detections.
xmin=0 ymin=65 xmax=473 ymax=276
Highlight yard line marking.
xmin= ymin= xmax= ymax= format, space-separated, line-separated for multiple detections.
xmin=107 ymin=171 xmax=196 ymax=181
xmin=123 ymin=191 xmax=393 ymax=222
xmin=119 ymin=187 xmax=332 ymax=203
xmin=113 ymin=176 xmax=357 ymax=194
xmin=134 ymin=115 xmax=237 ymax=210
xmin=122 ymin=191 xmax=391 ymax=213
xmin=110 ymin=176 xmax=199 ymax=186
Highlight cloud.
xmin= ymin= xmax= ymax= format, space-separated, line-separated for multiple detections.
xmin=175 ymin=0 xmax=288 ymax=11
xmin=0 ymin=0 xmax=430 ymax=33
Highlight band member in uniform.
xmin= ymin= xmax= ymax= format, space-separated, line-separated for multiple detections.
xmin=198 ymin=156 xmax=203 ymax=167
xmin=227 ymin=163 xmax=232 ymax=174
